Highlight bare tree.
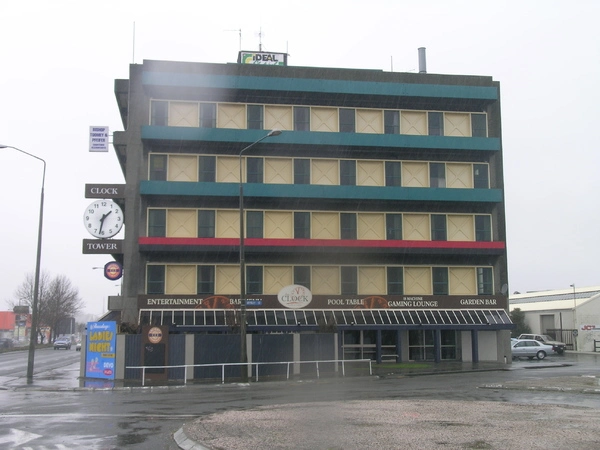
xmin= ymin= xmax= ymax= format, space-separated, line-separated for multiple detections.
xmin=11 ymin=272 xmax=84 ymax=342
xmin=11 ymin=271 xmax=51 ymax=343
xmin=43 ymin=275 xmax=84 ymax=340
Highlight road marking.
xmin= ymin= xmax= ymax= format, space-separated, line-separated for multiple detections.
xmin=0 ymin=428 xmax=42 ymax=446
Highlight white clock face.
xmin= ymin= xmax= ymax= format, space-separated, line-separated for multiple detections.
xmin=83 ymin=200 xmax=124 ymax=238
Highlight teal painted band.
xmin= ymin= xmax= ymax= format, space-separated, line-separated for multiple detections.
xmin=140 ymin=180 xmax=503 ymax=203
xmin=141 ymin=126 xmax=500 ymax=151
xmin=142 ymin=71 xmax=498 ymax=100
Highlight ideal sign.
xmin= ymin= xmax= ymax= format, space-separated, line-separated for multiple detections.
xmin=238 ymin=51 xmax=287 ymax=66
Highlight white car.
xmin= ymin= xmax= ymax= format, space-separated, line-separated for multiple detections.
xmin=512 ymin=339 xmax=554 ymax=360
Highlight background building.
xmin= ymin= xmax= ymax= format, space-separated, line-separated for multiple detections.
xmin=105 ymin=52 xmax=511 ymax=366
xmin=510 ymin=286 xmax=600 ymax=352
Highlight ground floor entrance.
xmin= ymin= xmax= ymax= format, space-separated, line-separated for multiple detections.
xmin=341 ymin=329 xmax=461 ymax=362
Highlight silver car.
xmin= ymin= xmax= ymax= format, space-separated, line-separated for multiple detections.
xmin=53 ymin=337 xmax=72 ymax=350
xmin=512 ymin=339 xmax=554 ymax=360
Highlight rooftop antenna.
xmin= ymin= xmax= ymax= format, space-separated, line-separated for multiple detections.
xmin=257 ymin=27 xmax=263 ymax=51
xmin=225 ymin=28 xmax=242 ymax=51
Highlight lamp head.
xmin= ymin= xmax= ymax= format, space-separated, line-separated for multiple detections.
xmin=267 ymin=129 xmax=282 ymax=137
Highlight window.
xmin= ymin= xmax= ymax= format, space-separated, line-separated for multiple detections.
xmin=197 ymin=266 xmax=215 ymax=294
xmin=428 ymin=112 xmax=444 ymax=136
xmin=339 ymin=108 xmax=356 ymax=133
xmin=440 ymin=330 xmax=458 ymax=360
xmin=386 ymin=214 xmax=402 ymax=240
xmin=198 ymin=210 xmax=215 ymax=238
xmin=475 ymin=215 xmax=492 ymax=242
xmin=430 ymin=163 xmax=446 ymax=188
xmin=246 ymin=157 xmax=263 ymax=183
xmin=387 ymin=267 xmax=404 ymax=295
xmin=473 ymin=164 xmax=489 ymax=189
xmin=432 ymin=267 xmax=448 ymax=295
xmin=246 ymin=266 xmax=263 ymax=294
xmin=148 ymin=209 xmax=166 ymax=237
xmin=147 ymin=265 xmax=165 ymax=294
xmin=294 ymin=212 xmax=311 ymax=239
xmin=246 ymin=211 xmax=263 ymax=238
xmin=341 ymin=266 xmax=357 ymax=295
xmin=294 ymin=266 xmax=311 ymax=290
xmin=198 ymin=156 xmax=216 ymax=182
xmin=149 ymin=154 xmax=167 ymax=181
xmin=340 ymin=213 xmax=357 ymax=240
xmin=384 ymin=110 xmax=399 ymax=134
xmin=294 ymin=107 xmax=310 ymax=131
xmin=471 ymin=113 xmax=487 ymax=137
xmin=247 ymin=105 xmax=264 ymax=130
xmin=294 ymin=159 xmax=310 ymax=184
xmin=385 ymin=161 xmax=401 ymax=187
xmin=477 ymin=267 xmax=493 ymax=295
xmin=340 ymin=160 xmax=356 ymax=186
xmin=409 ymin=329 xmax=435 ymax=361
xmin=431 ymin=215 xmax=447 ymax=241
xmin=199 ymin=103 xmax=216 ymax=128
xmin=150 ymin=101 xmax=168 ymax=126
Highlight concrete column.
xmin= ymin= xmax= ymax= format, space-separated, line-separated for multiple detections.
xmin=471 ymin=330 xmax=479 ymax=363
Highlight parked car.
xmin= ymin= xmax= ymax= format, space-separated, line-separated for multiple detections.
xmin=0 ymin=338 xmax=14 ymax=349
xmin=53 ymin=337 xmax=72 ymax=350
xmin=512 ymin=339 xmax=555 ymax=360
xmin=517 ymin=333 xmax=566 ymax=354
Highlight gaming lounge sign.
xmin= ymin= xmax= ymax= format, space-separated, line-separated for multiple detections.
xmin=138 ymin=286 xmax=507 ymax=310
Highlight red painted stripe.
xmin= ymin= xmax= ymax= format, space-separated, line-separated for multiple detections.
xmin=139 ymin=237 xmax=505 ymax=249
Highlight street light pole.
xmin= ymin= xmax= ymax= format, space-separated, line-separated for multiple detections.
xmin=239 ymin=130 xmax=281 ymax=382
xmin=0 ymin=144 xmax=46 ymax=382
xmin=570 ymin=283 xmax=577 ymax=351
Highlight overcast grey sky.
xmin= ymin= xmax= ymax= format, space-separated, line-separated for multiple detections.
xmin=1 ymin=0 xmax=599 ymax=316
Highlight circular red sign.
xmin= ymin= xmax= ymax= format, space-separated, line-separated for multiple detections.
xmin=104 ymin=261 xmax=123 ymax=281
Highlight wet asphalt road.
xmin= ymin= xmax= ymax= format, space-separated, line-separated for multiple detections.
xmin=0 ymin=350 xmax=599 ymax=449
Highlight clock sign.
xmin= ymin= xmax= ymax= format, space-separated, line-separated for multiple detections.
xmin=83 ymin=200 xmax=124 ymax=238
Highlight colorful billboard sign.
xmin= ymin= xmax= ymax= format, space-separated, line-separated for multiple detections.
xmin=238 ymin=51 xmax=287 ymax=66
xmin=85 ymin=321 xmax=116 ymax=380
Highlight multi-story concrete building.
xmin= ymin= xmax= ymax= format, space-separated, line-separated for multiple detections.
xmin=109 ymin=52 xmax=512 ymax=365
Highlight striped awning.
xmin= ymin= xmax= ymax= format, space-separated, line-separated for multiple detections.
xmin=140 ymin=308 xmax=512 ymax=330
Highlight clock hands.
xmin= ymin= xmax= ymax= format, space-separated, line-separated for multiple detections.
xmin=98 ymin=210 xmax=112 ymax=235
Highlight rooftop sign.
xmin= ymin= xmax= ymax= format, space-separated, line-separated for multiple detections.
xmin=238 ymin=51 xmax=287 ymax=66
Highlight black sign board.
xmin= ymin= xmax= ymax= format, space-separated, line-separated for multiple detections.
xmin=85 ymin=184 xmax=126 ymax=199
xmin=82 ymin=239 xmax=123 ymax=254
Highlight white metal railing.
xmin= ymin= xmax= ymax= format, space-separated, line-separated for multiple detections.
xmin=127 ymin=359 xmax=372 ymax=386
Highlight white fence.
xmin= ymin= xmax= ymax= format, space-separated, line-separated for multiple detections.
xmin=127 ymin=359 xmax=373 ymax=386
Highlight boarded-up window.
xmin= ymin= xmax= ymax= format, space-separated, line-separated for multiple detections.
xmin=312 ymin=266 xmax=340 ymax=295
xmin=167 ymin=209 xmax=197 ymax=238
xmin=404 ymin=267 xmax=432 ymax=295
xmin=218 ymin=103 xmax=246 ymax=129
xmin=312 ymin=212 xmax=340 ymax=239
xmin=401 ymin=111 xmax=427 ymax=135
xmin=168 ymin=155 xmax=198 ymax=182
xmin=169 ymin=102 xmax=199 ymax=127
xmin=166 ymin=265 xmax=196 ymax=294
